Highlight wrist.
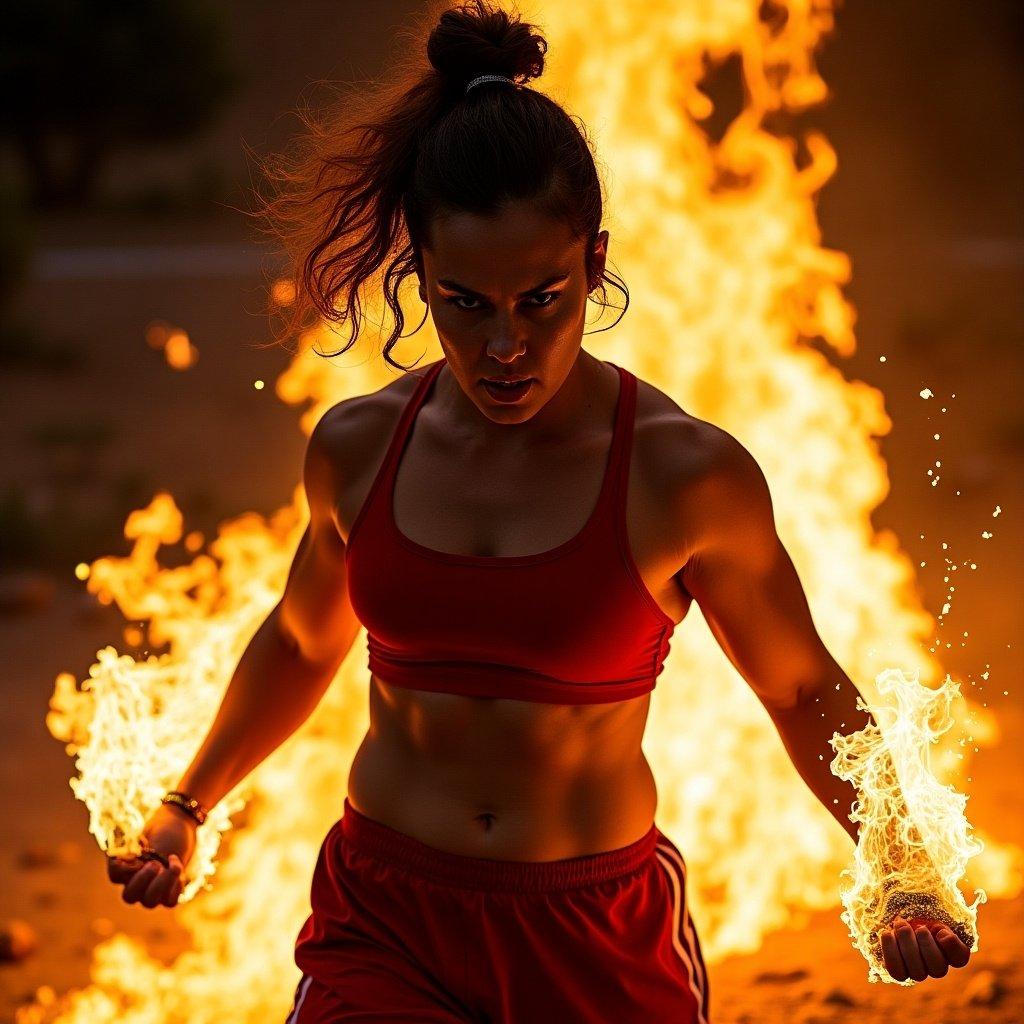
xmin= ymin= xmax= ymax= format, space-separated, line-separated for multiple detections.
xmin=160 ymin=800 xmax=200 ymax=828
xmin=161 ymin=790 xmax=209 ymax=826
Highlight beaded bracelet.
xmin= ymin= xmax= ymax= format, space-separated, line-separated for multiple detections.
xmin=162 ymin=790 xmax=209 ymax=826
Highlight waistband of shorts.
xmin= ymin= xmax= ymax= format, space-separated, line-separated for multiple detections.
xmin=340 ymin=797 xmax=661 ymax=893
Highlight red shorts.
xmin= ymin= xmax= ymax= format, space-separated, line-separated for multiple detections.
xmin=286 ymin=798 xmax=709 ymax=1023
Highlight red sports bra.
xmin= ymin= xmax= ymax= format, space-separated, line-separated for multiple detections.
xmin=344 ymin=359 xmax=676 ymax=705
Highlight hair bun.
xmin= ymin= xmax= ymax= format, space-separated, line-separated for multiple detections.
xmin=426 ymin=0 xmax=547 ymax=91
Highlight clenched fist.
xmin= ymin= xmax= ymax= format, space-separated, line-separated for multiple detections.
xmin=879 ymin=916 xmax=972 ymax=982
xmin=106 ymin=803 xmax=198 ymax=909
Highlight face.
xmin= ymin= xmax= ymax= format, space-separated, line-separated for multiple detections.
xmin=418 ymin=199 xmax=608 ymax=422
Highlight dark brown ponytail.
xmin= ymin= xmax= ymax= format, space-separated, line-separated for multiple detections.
xmin=247 ymin=0 xmax=627 ymax=371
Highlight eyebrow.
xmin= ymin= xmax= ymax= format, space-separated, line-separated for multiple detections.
xmin=436 ymin=272 xmax=571 ymax=297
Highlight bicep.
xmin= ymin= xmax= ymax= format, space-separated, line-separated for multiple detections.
xmin=276 ymin=409 xmax=363 ymax=670
xmin=679 ymin=432 xmax=834 ymax=710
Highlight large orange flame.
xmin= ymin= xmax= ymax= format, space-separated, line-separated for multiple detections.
xmin=22 ymin=2 xmax=1021 ymax=1021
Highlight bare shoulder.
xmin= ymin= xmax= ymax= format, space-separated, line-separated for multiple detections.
xmin=632 ymin=375 xmax=775 ymax=552
xmin=303 ymin=360 xmax=439 ymax=522
xmin=308 ymin=361 xmax=436 ymax=468
xmin=632 ymin=375 xmax=759 ymax=489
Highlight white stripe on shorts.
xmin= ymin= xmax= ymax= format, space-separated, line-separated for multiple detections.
xmin=285 ymin=974 xmax=314 ymax=1023
xmin=655 ymin=842 xmax=709 ymax=1024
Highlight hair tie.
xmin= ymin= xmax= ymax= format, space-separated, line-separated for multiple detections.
xmin=465 ymin=74 xmax=517 ymax=95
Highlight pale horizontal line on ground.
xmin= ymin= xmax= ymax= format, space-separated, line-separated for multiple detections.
xmin=30 ymin=245 xmax=286 ymax=280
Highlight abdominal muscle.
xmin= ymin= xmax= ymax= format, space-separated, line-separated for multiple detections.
xmin=346 ymin=675 xmax=659 ymax=861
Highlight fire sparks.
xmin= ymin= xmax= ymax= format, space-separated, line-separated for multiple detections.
xmin=145 ymin=319 xmax=198 ymax=370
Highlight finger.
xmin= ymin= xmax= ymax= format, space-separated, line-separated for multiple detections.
xmin=122 ymin=860 xmax=161 ymax=903
xmin=915 ymin=925 xmax=948 ymax=978
xmin=107 ymin=855 xmax=144 ymax=884
xmin=894 ymin=917 xmax=928 ymax=982
xmin=934 ymin=927 xmax=971 ymax=968
xmin=163 ymin=873 xmax=184 ymax=907
xmin=141 ymin=862 xmax=177 ymax=909
xmin=880 ymin=927 xmax=908 ymax=982
xmin=139 ymin=848 xmax=170 ymax=870
xmin=155 ymin=857 xmax=184 ymax=907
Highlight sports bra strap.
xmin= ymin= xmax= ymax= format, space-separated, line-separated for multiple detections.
xmin=379 ymin=361 xmax=440 ymax=487
xmin=607 ymin=363 xmax=637 ymax=520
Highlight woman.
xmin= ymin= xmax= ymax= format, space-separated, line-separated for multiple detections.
xmin=107 ymin=3 xmax=973 ymax=1021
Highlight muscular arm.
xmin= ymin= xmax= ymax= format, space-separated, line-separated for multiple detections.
xmin=173 ymin=403 xmax=362 ymax=811
xmin=276 ymin=405 xmax=364 ymax=670
xmin=676 ymin=426 xmax=870 ymax=846
xmin=673 ymin=424 xmax=975 ymax=979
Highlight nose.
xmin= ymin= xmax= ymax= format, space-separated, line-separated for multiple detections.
xmin=484 ymin=322 xmax=527 ymax=363
xmin=486 ymin=347 xmax=527 ymax=367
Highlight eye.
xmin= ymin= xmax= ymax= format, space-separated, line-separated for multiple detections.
xmin=443 ymin=292 xmax=562 ymax=312
xmin=444 ymin=295 xmax=482 ymax=311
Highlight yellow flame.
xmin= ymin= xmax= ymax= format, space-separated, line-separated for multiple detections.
xmin=145 ymin=320 xmax=199 ymax=369
xmin=163 ymin=330 xmax=198 ymax=370
xmin=830 ymin=669 xmax=986 ymax=984
xmin=26 ymin=2 xmax=1022 ymax=1021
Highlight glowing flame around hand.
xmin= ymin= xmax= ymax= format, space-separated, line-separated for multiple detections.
xmin=830 ymin=668 xmax=986 ymax=984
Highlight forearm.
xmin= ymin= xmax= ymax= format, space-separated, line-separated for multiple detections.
xmin=173 ymin=606 xmax=341 ymax=812
xmin=767 ymin=665 xmax=873 ymax=846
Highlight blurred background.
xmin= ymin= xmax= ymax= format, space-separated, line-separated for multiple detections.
xmin=0 ymin=1 xmax=1020 ymax=1021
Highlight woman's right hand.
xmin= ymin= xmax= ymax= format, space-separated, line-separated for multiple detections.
xmin=106 ymin=803 xmax=198 ymax=908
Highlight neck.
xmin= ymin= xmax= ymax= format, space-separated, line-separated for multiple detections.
xmin=435 ymin=351 xmax=613 ymax=450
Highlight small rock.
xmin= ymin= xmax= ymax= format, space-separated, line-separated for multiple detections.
xmin=753 ymin=968 xmax=809 ymax=984
xmin=821 ymin=986 xmax=856 ymax=1007
xmin=17 ymin=845 xmax=58 ymax=869
xmin=960 ymin=969 xmax=1004 ymax=1007
xmin=0 ymin=572 xmax=56 ymax=615
xmin=0 ymin=919 xmax=38 ymax=962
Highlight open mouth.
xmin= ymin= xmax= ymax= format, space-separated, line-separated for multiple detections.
xmin=482 ymin=378 xmax=535 ymax=402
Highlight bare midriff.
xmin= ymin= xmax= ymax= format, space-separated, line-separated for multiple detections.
xmin=346 ymin=676 xmax=658 ymax=861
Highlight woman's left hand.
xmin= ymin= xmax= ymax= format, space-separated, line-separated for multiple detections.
xmin=879 ymin=916 xmax=972 ymax=982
